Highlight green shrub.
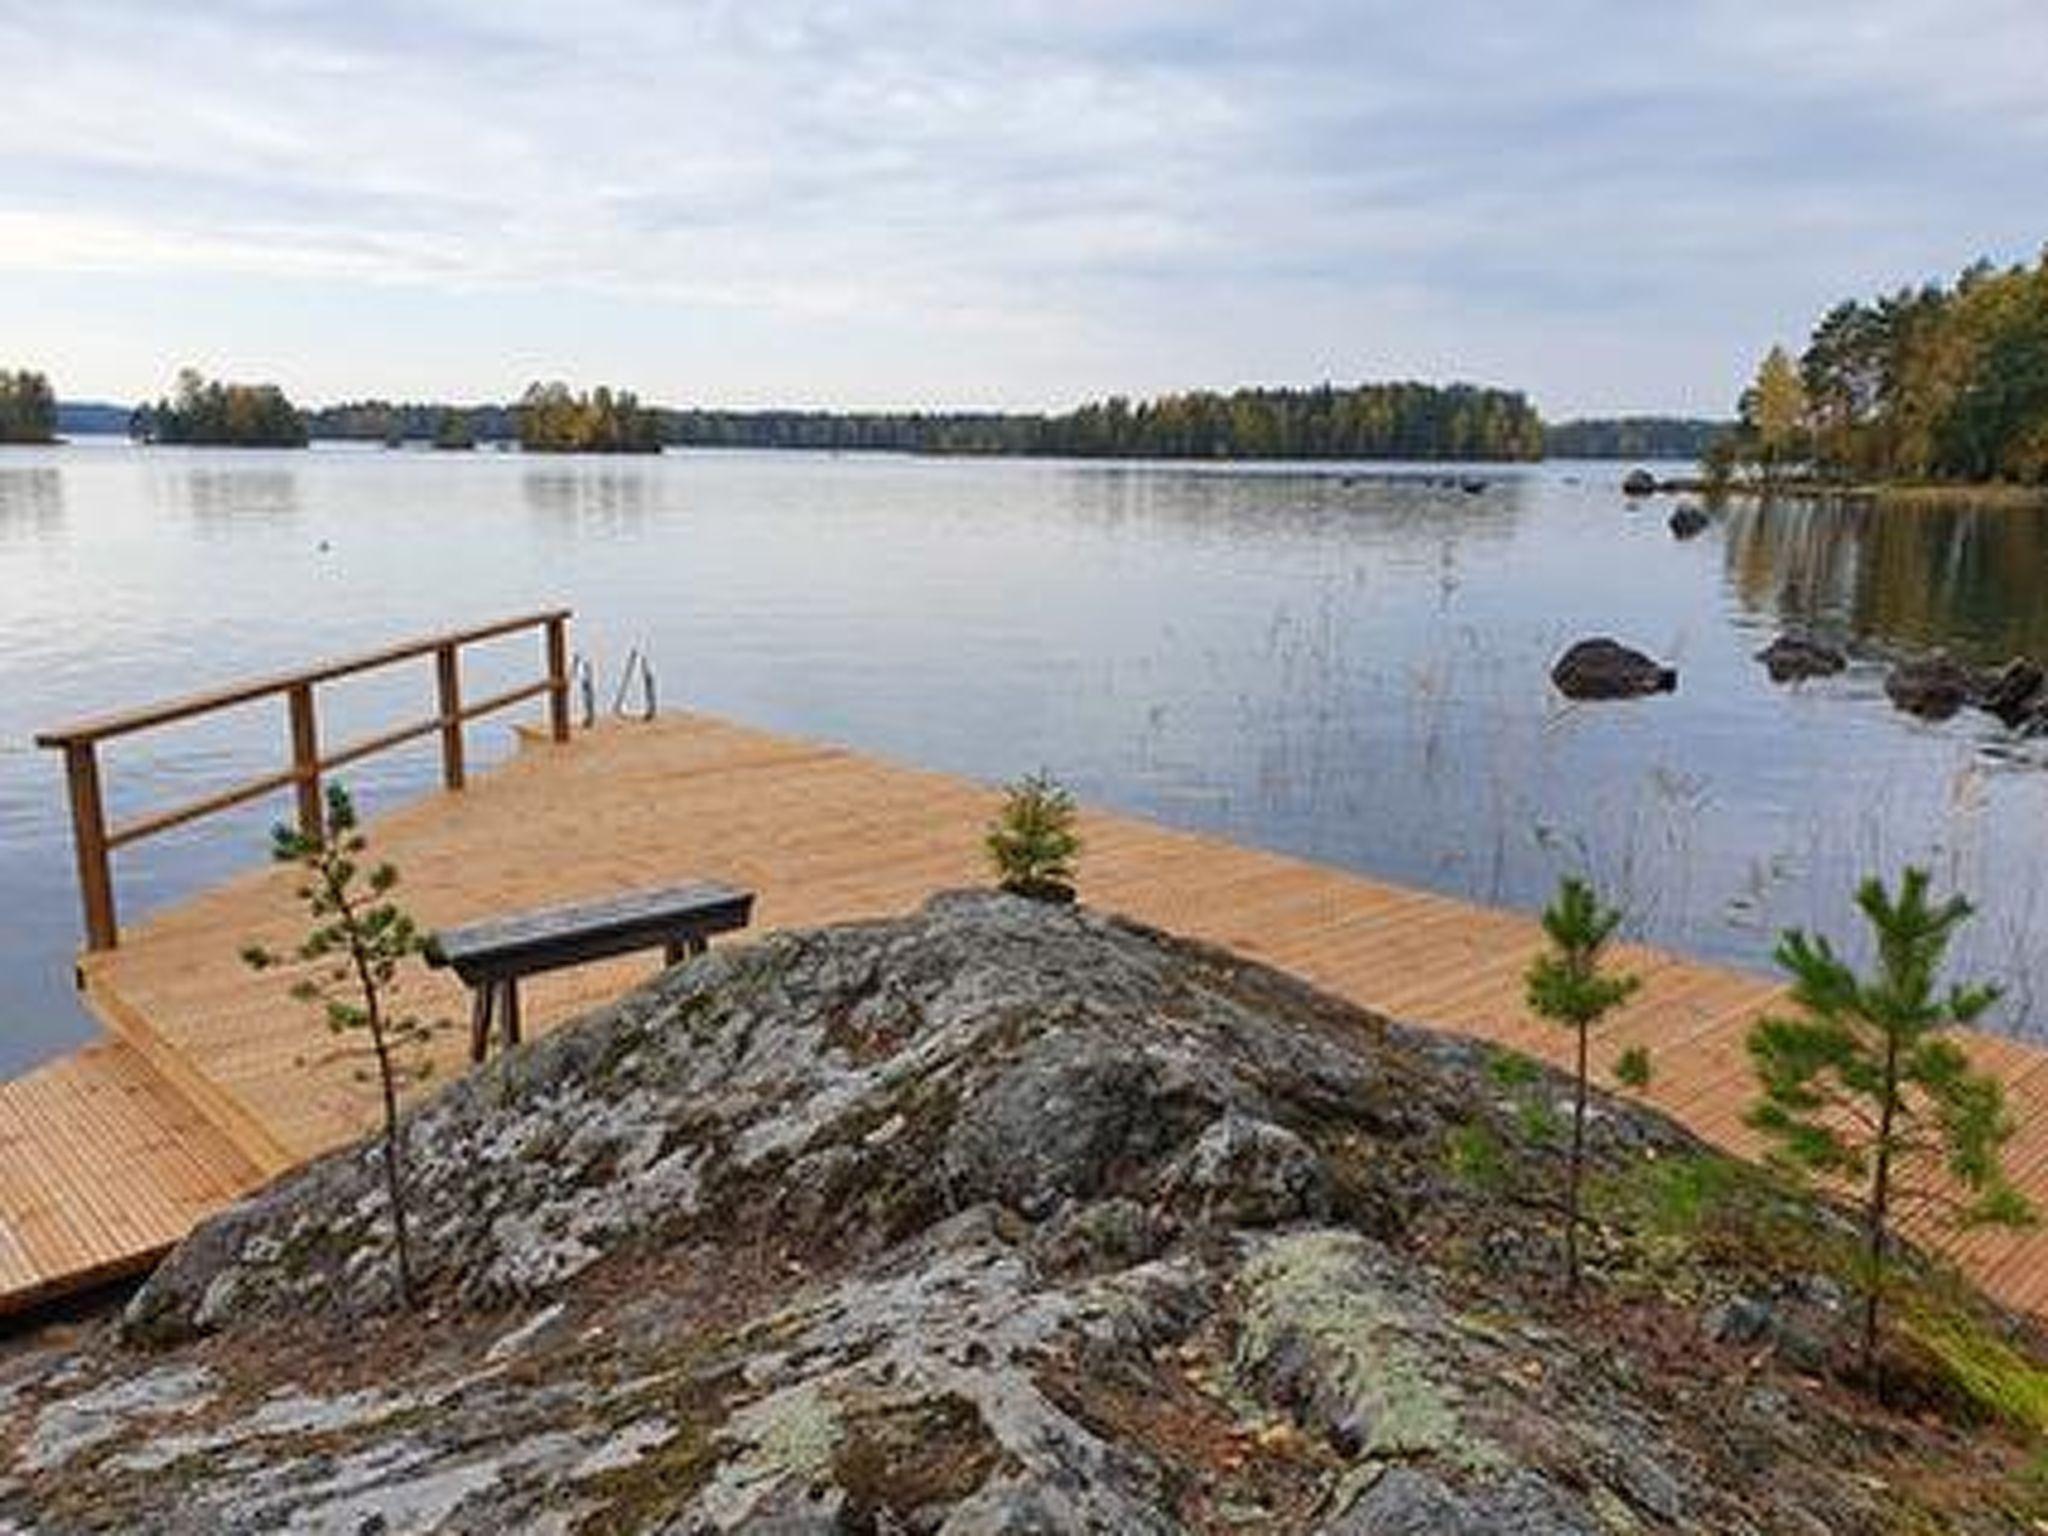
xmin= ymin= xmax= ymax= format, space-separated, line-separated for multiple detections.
xmin=1446 ymin=1123 xmax=1508 ymax=1192
xmin=1485 ymin=1049 xmax=1542 ymax=1090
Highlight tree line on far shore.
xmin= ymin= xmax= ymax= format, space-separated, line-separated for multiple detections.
xmin=673 ymin=383 xmax=1547 ymax=460
xmin=13 ymin=364 xmax=1733 ymax=463
xmin=320 ymin=380 xmax=1554 ymax=460
xmin=127 ymin=378 xmax=1555 ymax=459
xmin=1543 ymin=416 xmax=1727 ymax=460
xmin=1723 ymin=252 xmax=2048 ymax=486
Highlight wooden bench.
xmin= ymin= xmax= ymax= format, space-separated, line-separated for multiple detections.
xmin=427 ymin=880 xmax=755 ymax=1062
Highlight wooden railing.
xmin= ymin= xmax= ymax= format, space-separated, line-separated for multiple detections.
xmin=35 ymin=610 xmax=573 ymax=953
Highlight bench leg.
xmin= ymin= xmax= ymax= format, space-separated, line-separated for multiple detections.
xmin=469 ymin=985 xmax=496 ymax=1065
xmin=499 ymin=978 xmax=523 ymax=1052
xmin=662 ymin=935 xmax=710 ymax=967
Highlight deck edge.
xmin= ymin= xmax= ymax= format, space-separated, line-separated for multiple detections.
xmin=76 ymin=959 xmax=297 ymax=1177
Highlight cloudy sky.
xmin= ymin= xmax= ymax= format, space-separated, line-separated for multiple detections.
xmin=3 ymin=0 xmax=2044 ymax=417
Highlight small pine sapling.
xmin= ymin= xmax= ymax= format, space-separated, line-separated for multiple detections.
xmin=986 ymin=771 xmax=1082 ymax=903
xmin=1525 ymin=876 xmax=1644 ymax=1296
xmin=243 ymin=782 xmax=448 ymax=1307
xmin=1614 ymin=1045 xmax=1654 ymax=1093
xmin=1746 ymin=868 xmax=2031 ymax=1386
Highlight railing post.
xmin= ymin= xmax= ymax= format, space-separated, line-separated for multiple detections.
xmin=61 ymin=741 xmax=118 ymax=953
xmin=435 ymin=642 xmax=466 ymax=790
xmin=287 ymin=683 xmax=322 ymax=839
xmin=544 ymin=615 xmax=571 ymax=742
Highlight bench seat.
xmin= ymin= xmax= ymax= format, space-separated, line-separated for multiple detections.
xmin=428 ymin=879 xmax=754 ymax=1060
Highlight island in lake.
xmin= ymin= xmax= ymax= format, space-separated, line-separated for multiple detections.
xmin=0 ymin=370 xmax=56 ymax=445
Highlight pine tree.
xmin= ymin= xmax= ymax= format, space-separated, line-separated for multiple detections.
xmin=1746 ymin=868 xmax=2031 ymax=1384
xmin=985 ymin=772 xmax=1082 ymax=903
xmin=243 ymin=784 xmax=448 ymax=1307
xmin=1525 ymin=876 xmax=1644 ymax=1297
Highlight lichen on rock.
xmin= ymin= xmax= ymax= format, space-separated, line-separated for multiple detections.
xmin=1233 ymin=1231 xmax=1473 ymax=1465
xmin=0 ymin=892 xmax=2032 ymax=1532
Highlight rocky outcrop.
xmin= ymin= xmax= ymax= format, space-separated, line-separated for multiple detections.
xmin=1622 ymin=467 xmax=1659 ymax=496
xmin=1756 ymin=633 xmax=1847 ymax=684
xmin=1550 ymin=637 xmax=1678 ymax=700
xmin=0 ymin=895 xmax=2032 ymax=1532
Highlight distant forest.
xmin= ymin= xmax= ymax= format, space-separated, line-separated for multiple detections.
xmin=308 ymin=400 xmax=517 ymax=443
xmin=1543 ymin=416 xmax=1730 ymax=459
xmin=1725 ymin=253 xmax=2048 ymax=484
xmin=42 ymin=380 xmax=1732 ymax=464
xmin=287 ymin=382 xmax=1547 ymax=460
xmin=674 ymin=383 xmax=1546 ymax=460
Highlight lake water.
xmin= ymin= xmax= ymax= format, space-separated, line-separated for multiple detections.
xmin=4 ymin=440 xmax=2047 ymax=1075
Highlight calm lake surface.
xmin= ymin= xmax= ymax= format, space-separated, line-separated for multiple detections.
xmin=4 ymin=440 xmax=2048 ymax=1074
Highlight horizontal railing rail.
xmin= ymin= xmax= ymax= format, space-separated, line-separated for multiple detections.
xmin=35 ymin=609 xmax=573 ymax=953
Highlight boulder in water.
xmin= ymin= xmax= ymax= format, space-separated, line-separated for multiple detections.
xmin=1884 ymin=654 xmax=1973 ymax=720
xmin=1978 ymin=657 xmax=2045 ymax=727
xmin=1668 ymin=504 xmax=1710 ymax=540
xmin=1622 ymin=467 xmax=1659 ymax=497
xmin=1551 ymin=637 xmax=1678 ymax=700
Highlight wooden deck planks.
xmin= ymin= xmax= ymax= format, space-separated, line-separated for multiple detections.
xmin=0 ymin=707 xmax=2034 ymax=1319
xmin=0 ymin=1041 xmax=263 ymax=1314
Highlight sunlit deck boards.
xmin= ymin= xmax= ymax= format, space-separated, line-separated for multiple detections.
xmin=15 ymin=709 xmax=2048 ymax=1318
xmin=0 ymin=1041 xmax=262 ymax=1316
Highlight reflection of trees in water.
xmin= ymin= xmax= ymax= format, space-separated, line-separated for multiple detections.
xmin=179 ymin=469 xmax=299 ymax=523
xmin=0 ymin=469 xmax=61 ymax=535
xmin=1064 ymin=465 xmax=1527 ymax=551
xmin=1723 ymin=497 xmax=2048 ymax=663
xmin=522 ymin=469 xmax=652 ymax=534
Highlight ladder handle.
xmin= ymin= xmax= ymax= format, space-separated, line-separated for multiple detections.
xmin=609 ymin=646 xmax=658 ymax=721
xmin=569 ymin=654 xmax=597 ymax=729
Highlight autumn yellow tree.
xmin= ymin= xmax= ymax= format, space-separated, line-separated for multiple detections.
xmin=1740 ymin=345 xmax=1810 ymax=487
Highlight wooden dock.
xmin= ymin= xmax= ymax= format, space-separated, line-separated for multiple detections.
xmin=11 ymin=709 xmax=2048 ymax=1317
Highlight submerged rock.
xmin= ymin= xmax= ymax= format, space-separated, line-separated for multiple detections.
xmin=1550 ymin=637 xmax=1678 ymax=700
xmin=0 ymin=895 xmax=2029 ymax=1531
xmin=1756 ymin=634 xmax=1847 ymax=684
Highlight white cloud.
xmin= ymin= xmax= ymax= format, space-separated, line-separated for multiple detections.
xmin=1 ymin=0 xmax=2043 ymax=412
